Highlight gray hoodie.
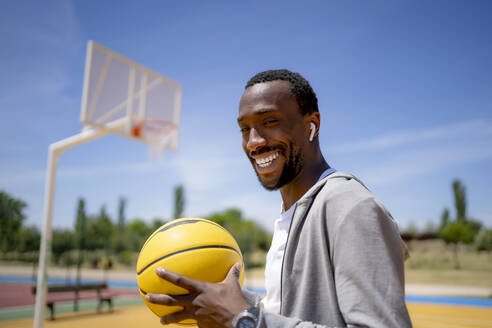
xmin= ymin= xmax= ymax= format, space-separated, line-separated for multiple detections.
xmin=245 ymin=172 xmax=412 ymax=328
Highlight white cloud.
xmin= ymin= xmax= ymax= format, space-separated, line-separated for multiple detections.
xmin=0 ymin=160 xmax=166 ymax=186
xmin=326 ymin=120 xmax=492 ymax=154
xmin=359 ymin=142 xmax=492 ymax=187
xmin=324 ymin=119 xmax=492 ymax=187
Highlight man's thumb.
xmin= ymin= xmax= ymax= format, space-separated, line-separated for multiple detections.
xmin=225 ymin=262 xmax=242 ymax=282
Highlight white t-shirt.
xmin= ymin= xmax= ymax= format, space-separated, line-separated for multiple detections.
xmin=261 ymin=168 xmax=336 ymax=314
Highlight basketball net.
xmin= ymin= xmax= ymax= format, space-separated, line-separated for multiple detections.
xmin=132 ymin=120 xmax=177 ymax=161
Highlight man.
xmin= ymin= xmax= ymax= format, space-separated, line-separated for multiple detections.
xmin=146 ymin=69 xmax=412 ymax=327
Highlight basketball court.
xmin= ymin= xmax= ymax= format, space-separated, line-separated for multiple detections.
xmin=1 ymin=278 xmax=491 ymax=328
xmin=2 ymin=296 xmax=491 ymax=328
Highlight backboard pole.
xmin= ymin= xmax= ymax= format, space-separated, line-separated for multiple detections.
xmin=33 ymin=145 xmax=59 ymax=328
xmin=33 ymin=122 xmax=124 ymax=328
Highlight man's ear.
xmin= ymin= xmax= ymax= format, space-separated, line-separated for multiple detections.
xmin=309 ymin=122 xmax=316 ymax=142
xmin=307 ymin=112 xmax=320 ymax=142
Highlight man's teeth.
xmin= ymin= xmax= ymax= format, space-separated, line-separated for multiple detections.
xmin=256 ymin=152 xmax=279 ymax=167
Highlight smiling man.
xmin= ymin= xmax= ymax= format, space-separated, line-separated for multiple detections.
xmin=146 ymin=69 xmax=412 ymax=328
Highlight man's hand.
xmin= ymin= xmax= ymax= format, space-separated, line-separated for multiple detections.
xmin=145 ymin=263 xmax=250 ymax=328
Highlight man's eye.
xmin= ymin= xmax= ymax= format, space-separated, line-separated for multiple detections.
xmin=264 ymin=119 xmax=278 ymax=126
xmin=240 ymin=127 xmax=250 ymax=133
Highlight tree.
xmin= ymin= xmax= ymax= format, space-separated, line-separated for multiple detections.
xmin=209 ymin=208 xmax=242 ymax=227
xmin=476 ymin=229 xmax=492 ymax=255
xmin=452 ymin=179 xmax=467 ymax=223
xmin=17 ymin=226 xmax=40 ymax=253
xmin=438 ymin=180 xmax=483 ymax=268
xmin=113 ymin=197 xmax=128 ymax=253
xmin=0 ymin=191 xmax=27 ymax=251
xmin=99 ymin=206 xmax=113 ymax=253
xmin=445 ymin=180 xmax=481 ymax=242
xmin=439 ymin=208 xmax=450 ymax=233
xmin=466 ymin=218 xmax=483 ymax=237
xmin=126 ymin=218 xmax=151 ymax=251
xmin=173 ymin=185 xmax=185 ymax=219
xmin=74 ymin=199 xmax=87 ymax=253
xmin=85 ymin=206 xmax=114 ymax=251
xmin=439 ymin=221 xmax=473 ymax=269
xmin=74 ymin=198 xmax=87 ymax=283
xmin=51 ymin=229 xmax=75 ymax=263
xmin=118 ymin=197 xmax=126 ymax=230
xmin=150 ymin=218 xmax=166 ymax=231
xmin=207 ymin=208 xmax=272 ymax=267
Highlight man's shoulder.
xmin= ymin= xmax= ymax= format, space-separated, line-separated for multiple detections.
xmin=317 ymin=171 xmax=373 ymax=201
xmin=307 ymin=171 xmax=386 ymax=223
xmin=308 ymin=171 xmax=398 ymax=230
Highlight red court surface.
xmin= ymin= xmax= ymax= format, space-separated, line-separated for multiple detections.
xmin=0 ymin=283 xmax=139 ymax=309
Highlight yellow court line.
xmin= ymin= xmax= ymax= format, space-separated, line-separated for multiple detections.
xmin=2 ymin=303 xmax=491 ymax=328
xmin=412 ymin=320 xmax=476 ymax=328
xmin=0 ymin=305 xmax=186 ymax=328
xmin=407 ymin=303 xmax=492 ymax=328
xmin=413 ymin=313 xmax=492 ymax=326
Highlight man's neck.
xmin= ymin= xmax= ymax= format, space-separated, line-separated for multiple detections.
xmin=280 ymin=153 xmax=329 ymax=211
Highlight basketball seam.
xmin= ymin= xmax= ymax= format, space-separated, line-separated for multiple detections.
xmin=137 ymin=245 xmax=241 ymax=276
xmin=139 ymin=288 xmax=189 ymax=297
xmin=140 ymin=219 xmax=226 ymax=250
xmin=159 ymin=219 xmax=225 ymax=233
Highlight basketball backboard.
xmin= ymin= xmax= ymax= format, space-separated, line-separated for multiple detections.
xmin=80 ymin=41 xmax=182 ymax=153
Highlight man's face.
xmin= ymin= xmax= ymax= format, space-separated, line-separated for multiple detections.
xmin=237 ymin=80 xmax=309 ymax=190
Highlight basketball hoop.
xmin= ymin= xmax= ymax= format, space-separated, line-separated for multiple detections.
xmin=35 ymin=41 xmax=182 ymax=328
xmin=132 ymin=119 xmax=177 ymax=160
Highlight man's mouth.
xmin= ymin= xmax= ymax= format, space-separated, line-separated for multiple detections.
xmin=254 ymin=151 xmax=279 ymax=168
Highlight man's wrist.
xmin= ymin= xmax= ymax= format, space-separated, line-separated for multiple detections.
xmin=232 ymin=299 xmax=260 ymax=328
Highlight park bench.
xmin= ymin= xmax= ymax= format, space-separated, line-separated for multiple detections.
xmin=32 ymin=283 xmax=114 ymax=320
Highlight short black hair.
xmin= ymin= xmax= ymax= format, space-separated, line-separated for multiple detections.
xmin=245 ymin=69 xmax=319 ymax=115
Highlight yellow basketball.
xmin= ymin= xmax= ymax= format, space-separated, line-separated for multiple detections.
xmin=136 ymin=218 xmax=244 ymax=326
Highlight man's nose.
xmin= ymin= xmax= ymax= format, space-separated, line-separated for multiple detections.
xmin=246 ymin=128 xmax=267 ymax=152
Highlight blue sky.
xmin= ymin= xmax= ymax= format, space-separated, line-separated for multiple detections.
xmin=1 ymin=0 xmax=491 ymax=232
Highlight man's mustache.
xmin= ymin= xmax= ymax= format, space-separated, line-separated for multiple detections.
xmin=249 ymin=146 xmax=283 ymax=158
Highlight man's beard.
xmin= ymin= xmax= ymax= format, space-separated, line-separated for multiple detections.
xmin=251 ymin=143 xmax=304 ymax=191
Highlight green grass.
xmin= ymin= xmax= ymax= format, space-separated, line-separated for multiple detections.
xmin=405 ymin=269 xmax=492 ymax=287
xmin=405 ymin=239 xmax=492 ymax=270
xmin=404 ymin=239 xmax=492 ymax=287
xmin=245 ymin=240 xmax=492 ymax=288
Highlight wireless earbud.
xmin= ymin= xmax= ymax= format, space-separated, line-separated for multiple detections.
xmin=309 ymin=122 xmax=316 ymax=142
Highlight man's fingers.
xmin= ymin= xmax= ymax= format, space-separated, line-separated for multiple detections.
xmin=160 ymin=310 xmax=195 ymax=325
xmin=156 ymin=267 xmax=203 ymax=293
xmin=145 ymin=293 xmax=194 ymax=306
xmin=224 ymin=262 xmax=242 ymax=283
